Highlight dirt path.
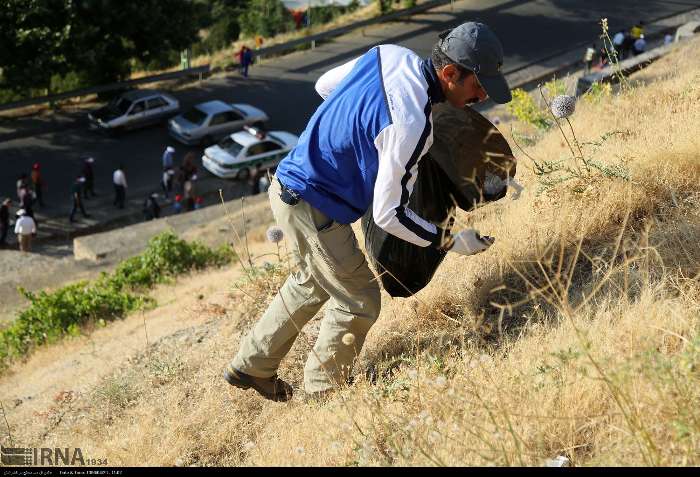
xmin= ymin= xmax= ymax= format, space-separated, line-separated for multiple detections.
xmin=0 ymin=231 xmax=280 ymax=452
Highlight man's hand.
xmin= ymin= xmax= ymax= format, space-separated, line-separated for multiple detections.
xmin=446 ymin=229 xmax=495 ymax=256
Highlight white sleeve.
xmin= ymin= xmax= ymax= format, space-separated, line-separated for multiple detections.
xmin=14 ymin=221 xmax=20 ymax=234
xmin=315 ymin=56 xmax=361 ymax=100
xmin=372 ymin=120 xmax=442 ymax=248
xmin=30 ymin=219 xmax=36 ymax=234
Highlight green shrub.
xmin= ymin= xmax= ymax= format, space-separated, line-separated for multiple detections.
xmin=506 ymin=88 xmax=551 ymax=130
xmin=0 ymin=232 xmax=234 ymax=369
xmin=239 ymin=0 xmax=294 ymax=38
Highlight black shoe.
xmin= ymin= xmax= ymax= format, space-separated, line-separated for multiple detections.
xmin=223 ymin=366 xmax=293 ymax=402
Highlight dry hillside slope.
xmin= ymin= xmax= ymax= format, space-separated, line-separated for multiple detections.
xmin=1 ymin=38 xmax=699 ymax=466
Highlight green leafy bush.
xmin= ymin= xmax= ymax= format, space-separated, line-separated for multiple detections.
xmin=506 ymin=88 xmax=551 ymax=130
xmin=239 ymin=0 xmax=294 ymax=38
xmin=0 ymin=232 xmax=234 ymax=369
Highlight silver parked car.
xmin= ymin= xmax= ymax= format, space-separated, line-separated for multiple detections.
xmin=88 ymin=89 xmax=180 ymax=133
xmin=168 ymin=100 xmax=269 ymax=146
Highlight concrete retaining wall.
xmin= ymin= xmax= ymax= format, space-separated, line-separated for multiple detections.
xmin=73 ymin=193 xmax=272 ymax=262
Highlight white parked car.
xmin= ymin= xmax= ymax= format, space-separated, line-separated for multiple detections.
xmin=168 ymin=100 xmax=268 ymax=146
xmin=202 ymin=126 xmax=298 ymax=180
xmin=88 ymin=89 xmax=180 ymax=133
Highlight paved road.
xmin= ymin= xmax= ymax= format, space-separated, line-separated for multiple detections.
xmin=1 ymin=0 xmax=698 ymax=220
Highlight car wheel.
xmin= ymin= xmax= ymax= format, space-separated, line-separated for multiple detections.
xmin=237 ymin=167 xmax=250 ymax=181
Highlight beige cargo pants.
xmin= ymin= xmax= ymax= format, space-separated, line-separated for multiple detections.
xmin=231 ymin=178 xmax=381 ymax=393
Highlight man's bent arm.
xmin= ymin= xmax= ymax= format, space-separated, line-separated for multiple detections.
xmin=372 ymin=120 xmax=445 ymax=248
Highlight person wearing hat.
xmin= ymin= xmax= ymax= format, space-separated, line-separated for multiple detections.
xmin=82 ymin=157 xmax=97 ymax=199
xmin=162 ymin=146 xmax=175 ymax=171
xmin=69 ymin=176 xmax=91 ymax=223
xmin=14 ymin=209 xmax=36 ymax=252
xmin=224 ymin=22 xmax=512 ymax=402
xmin=0 ymin=198 xmax=11 ymax=247
xmin=30 ymin=163 xmax=45 ymax=208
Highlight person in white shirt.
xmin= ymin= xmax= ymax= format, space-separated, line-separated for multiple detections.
xmin=113 ymin=165 xmax=128 ymax=209
xmin=14 ymin=209 xmax=36 ymax=252
xmin=633 ymin=34 xmax=647 ymax=56
xmin=612 ymin=30 xmax=626 ymax=58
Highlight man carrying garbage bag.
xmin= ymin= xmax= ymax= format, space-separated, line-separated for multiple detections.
xmin=224 ymin=22 xmax=513 ymax=402
xmin=363 ymin=103 xmax=520 ymax=298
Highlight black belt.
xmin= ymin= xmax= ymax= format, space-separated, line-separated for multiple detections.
xmin=278 ymin=179 xmax=300 ymax=206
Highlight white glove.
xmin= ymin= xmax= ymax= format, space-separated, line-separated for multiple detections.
xmin=449 ymin=229 xmax=495 ymax=256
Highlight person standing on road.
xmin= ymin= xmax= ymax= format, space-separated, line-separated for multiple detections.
xmin=612 ymin=29 xmax=625 ymax=57
xmin=583 ymin=44 xmax=597 ymax=74
xmin=17 ymin=182 xmax=35 ymax=222
xmin=183 ymin=175 xmax=196 ymax=211
xmin=143 ymin=193 xmax=161 ymax=221
xmin=113 ymin=165 xmax=128 ymax=209
xmin=14 ymin=209 xmax=36 ymax=252
xmin=0 ymin=198 xmax=11 ymax=247
xmin=16 ymin=173 xmax=29 ymax=203
xmin=182 ymin=152 xmax=198 ymax=181
xmin=69 ymin=176 xmax=91 ymax=223
xmin=173 ymin=194 xmax=183 ymax=214
xmin=248 ymin=164 xmax=264 ymax=195
xmin=633 ymin=34 xmax=647 ymax=56
xmin=224 ymin=22 xmax=510 ymax=402
xmin=242 ymin=47 xmax=253 ymax=78
xmin=82 ymin=157 xmax=96 ymax=199
xmin=30 ymin=163 xmax=45 ymax=208
xmin=630 ymin=21 xmax=645 ymax=40
xmin=162 ymin=146 xmax=175 ymax=170
xmin=162 ymin=168 xmax=175 ymax=199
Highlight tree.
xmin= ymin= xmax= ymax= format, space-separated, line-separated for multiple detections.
xmin=239 ymin=0 xmax=294 ymax=38
xmin=0 ymin=0 xmax=73 ymax=95
xmin=0 ymin=0 xmax=202 ymax=98
xmin=68 ymin=0 xmax=201 ymax=85
xmin=197 ymin=0 xmax=248 ymax=54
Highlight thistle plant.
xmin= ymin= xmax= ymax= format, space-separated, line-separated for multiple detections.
xmin=539 ymin=88 xmax=587 ymax=174
xmin=266 ymin=225 xmax=284 ymax=262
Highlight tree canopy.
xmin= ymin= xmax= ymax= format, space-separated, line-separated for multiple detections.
xmin=0 ymin=0 xmax=201 ymax=96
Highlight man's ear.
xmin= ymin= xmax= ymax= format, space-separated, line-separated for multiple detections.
xmin=441 ymin=64 xmax=461 ymax=84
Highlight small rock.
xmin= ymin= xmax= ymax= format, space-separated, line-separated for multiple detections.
xmin=13 ymin=399 xmax=22 ymax=408
xmin=545 ymin=455 xmax=570 ymax=467
xmin=175 ymin=458 xmax=185 ymax=467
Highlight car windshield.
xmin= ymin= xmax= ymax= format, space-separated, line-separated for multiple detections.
xmin=218 ymin=136 xmax=244 ymax=156
xmin=110 ymin=97 xmax=132 ymax=114
xmin=182 ymin=107 xmax=208 ymax=125
xmin=267 ymin=133 xmax=284 ymax=145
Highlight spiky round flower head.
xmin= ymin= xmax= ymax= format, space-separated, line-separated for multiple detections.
xmin=266 ymin=225 xmax=284 ymax=243
xmin=342 ymin=333 xmax=356 ymax=346
xmin=550 ymin=95 xmax=576 ymax=119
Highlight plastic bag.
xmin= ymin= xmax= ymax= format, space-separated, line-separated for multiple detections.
xmin=362 ymin=104 xmax=516 ymax=297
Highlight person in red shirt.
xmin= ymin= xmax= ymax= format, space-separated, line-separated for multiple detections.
xmin=30 ymin=163 xmax=45 ymax=207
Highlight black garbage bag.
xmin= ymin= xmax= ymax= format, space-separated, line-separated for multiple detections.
xmin=362 ymin=104 xmax=516 ymax=297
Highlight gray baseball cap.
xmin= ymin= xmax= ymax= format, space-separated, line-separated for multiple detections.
xmin=438 ymin=22 xmax=512 ymax=104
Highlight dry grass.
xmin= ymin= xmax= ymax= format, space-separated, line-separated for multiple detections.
xmin=2 ymin=38 xmax=700 ymax=467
